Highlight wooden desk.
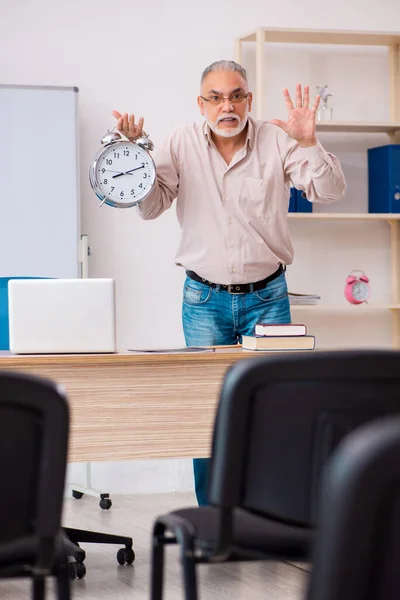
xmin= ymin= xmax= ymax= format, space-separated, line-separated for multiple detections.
xmin=0 ymin=347 xmax=262 ymax=462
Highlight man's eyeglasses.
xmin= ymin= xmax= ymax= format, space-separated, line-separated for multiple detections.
xmin=200 ymin=92 xmax=250 ymax=106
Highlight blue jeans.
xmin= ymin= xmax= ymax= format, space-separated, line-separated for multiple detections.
xmin=181 ymin=269 xmax=291 ymax=505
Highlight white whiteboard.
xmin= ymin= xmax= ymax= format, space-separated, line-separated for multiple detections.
xmin=0 ymin=85 xmax=80 ymax=278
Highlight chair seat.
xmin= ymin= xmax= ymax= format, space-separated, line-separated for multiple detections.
xmin=164 ymin=506 xmax=313 ymax=561
xmin=0 ymin=532 xmax=69 ymax=572
xmin=0 ymin=536 xmax=38 ymax=567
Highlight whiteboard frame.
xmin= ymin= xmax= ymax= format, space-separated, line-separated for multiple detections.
xmin=0 ymin=84 xmax=85 ymax=278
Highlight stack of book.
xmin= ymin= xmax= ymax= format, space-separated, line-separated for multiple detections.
xmin=288 ymin=292 xmax=321 ymax=305
xmin=242 ymin=323 xmax=315 ymax=351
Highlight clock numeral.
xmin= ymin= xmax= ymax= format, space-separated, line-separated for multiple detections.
xmin=135 ymin=153 xmax=138 ymax=160
xmin=130 ymin=189 xmax=135 ymax=196
xmin=103 ymin=179 xmax=108 ymax=184
xmin=143 ymin=173 xmax=148 ymax=179
xmin=120 ymin=191 xmax=124 ymax=197
xmin=106 ymin=159 xmax=113 ymax=165
xmin=124 ymin=150 xmax=130 ymax=156
xmin=139 ymin=183 xmax=143 ymax=188
xmin=101 ymin=168 xmax=105 ymax=174
xmin=113 ymin=152 xmax=120 ymax=159
xmin=141 ymin=162 xmax=145 ymax=167
xmin=111 ymin=186 xmax=115 ymax=192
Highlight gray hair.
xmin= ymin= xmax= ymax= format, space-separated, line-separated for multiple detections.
xmin=200 ymin=60 xmax=248 ymax=85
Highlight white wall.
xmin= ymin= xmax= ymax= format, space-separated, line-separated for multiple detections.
xmin=2 ymin=0 xmax=399 ymax=494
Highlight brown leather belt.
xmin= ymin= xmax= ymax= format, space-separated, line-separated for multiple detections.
xmin=186 ymin=264 xmax=285 ymax=294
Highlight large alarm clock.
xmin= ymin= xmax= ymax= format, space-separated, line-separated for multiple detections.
xmin=89 ymin=128 xmax=156 ymax=208
xmin=344 ymin=270 xmax=370 ymax=304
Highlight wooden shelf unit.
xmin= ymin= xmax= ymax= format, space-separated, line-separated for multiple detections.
xmin=287 ymin=214 xmax=400 ymax=346
xmin=288 ymin=213 xmax=400 ymax=220
xmin=315 ymin=122 xmax=400 ymax=136
xmin=290 ymin=305 xmax=400 ymax=312
xmin=235 ymin=27 xmax=400 ymax=134
xmin=234 ymin=28 xmax=400 ymax=347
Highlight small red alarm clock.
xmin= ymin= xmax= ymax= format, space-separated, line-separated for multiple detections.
xmin=344 ymin=270 xmax=370 ymax=304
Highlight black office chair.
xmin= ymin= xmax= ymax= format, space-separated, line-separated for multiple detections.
xmin=0 ymin=369 xmax=134 ymax=584
xmin=0 ymin=370 xmax=70 ymax=600
xmin=150 ymin=349 xmax=400 ymax=600
xmin=307 ymin=415 xmax=400 ymax=600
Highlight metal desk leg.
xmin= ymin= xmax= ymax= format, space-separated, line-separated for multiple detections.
xmin=69 ymin=462 xmax=112 ymax=509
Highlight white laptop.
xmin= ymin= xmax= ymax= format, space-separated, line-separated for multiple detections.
xmin=8 ymin=278 xmax=116 ymax=354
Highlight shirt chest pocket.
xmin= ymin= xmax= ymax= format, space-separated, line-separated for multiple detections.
xmin=239 ymin=177 xmax=272 ymax=221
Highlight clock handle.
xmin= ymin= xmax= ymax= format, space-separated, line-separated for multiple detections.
xmin=350 ymin=269 xmax=366 ymax=277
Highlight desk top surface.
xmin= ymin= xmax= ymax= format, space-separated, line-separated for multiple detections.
xmin=0 ymin=346 xmax=275 ymax=366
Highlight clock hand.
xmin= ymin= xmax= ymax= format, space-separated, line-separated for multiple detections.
xmin=125 ymin=165 xmax=145 ymax=174
xmin=103 ymin=169 xmax=124 ymax=175
xmin=112 ymin=165 xmax=145 ymax=178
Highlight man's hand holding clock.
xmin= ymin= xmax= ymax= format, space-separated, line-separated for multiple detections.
xmin=112 ymin=110 xmax=144 ymax=142
xmin=88 ymin=111 xmax=156 ymax=209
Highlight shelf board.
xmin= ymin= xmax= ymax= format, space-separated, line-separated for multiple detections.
xmin=290 ymin=305 xmax=398 ymax=312
xmin=238 ymin=27 xmax=400 ymax=46
xmin=315 ymin=122 xmax=400 ymax=134
xmin=288 ymin=213 xmax=400 ymax=220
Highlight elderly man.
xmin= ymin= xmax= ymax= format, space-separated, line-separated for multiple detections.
xmin=113 ymin=60 xmax=346 ymax=506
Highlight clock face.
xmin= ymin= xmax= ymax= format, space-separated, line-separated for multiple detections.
xmin=352 ymin=280 xmax=369 ymax=302
xmin=95 ymin=141 xmax=155 ymax=207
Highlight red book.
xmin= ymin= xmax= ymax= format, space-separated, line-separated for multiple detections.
xmin=254 ymin=323 xmax=307 ymax=337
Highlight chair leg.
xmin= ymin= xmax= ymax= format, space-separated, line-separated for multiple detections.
xmin=32 ymin=576 xmax=45 ymax=600
xmin=64 ymin=527 xmax=132 ymax=547
xmin=151 ymin=521 xmax=166 ymax=600
xmin=179 ymin=532 xmax=198 ymax=600
xmin=62 ymin=535 xmax=86 ymax=563
xmin=55 ymin=559 xmax=71 ymax=600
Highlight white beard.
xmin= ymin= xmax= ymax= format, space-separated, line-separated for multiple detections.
xmin=205 ymin=108 xmax=248 ymax=138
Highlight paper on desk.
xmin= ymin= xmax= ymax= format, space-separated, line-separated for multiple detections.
xmin=126 ymin=347 xmax=215 ymax=354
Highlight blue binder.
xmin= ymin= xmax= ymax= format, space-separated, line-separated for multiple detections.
xmin=368 ymin=144 xmax=400 ymax=213
xmin=288 ymin=187 xmax=297 ymax=212
xmin=288 ymin=188 xmax=313 ymax=213
xmin=296 ymin=189 xmax=312 ymax=212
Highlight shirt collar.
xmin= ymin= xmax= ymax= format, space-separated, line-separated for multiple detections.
xmin=203 ymin=116 xmax=255 ymax=150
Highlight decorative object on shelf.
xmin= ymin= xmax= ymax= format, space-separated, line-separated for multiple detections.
xmin=344 ymin=270 xmax=370 ymax=305
xmin=368 ymin=144 xmax=400 ymax=213
xmin=316 ymin=85 xmax=333 ymax=122
xmin=89 ymin=127 xmax=156 ymax=208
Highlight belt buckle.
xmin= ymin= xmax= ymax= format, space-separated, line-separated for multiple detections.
xmin=227 ymin=284 xmax=245 ymax=294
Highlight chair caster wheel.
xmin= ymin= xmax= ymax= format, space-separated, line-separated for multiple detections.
xmin=117 ymin=547 xmax=135 ymax=565
xmin=68 ymin=561 xmax=86 ymax=580
xmin=72 ymin=490 xmax=84 ymax=500
xmin=99 ymin=498 xmax=112 ymax=510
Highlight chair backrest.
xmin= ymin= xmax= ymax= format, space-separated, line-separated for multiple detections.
xmin=307 ymin=416 xmax=400 ymax=600
xmin=0 ymin=278 xmax=10 ymax=350
xmin=208 ymin=350 xmax=400 ymax=527
xmin=0 ymin=371 xmax=69 ymax=545
xmin=0 ymin=277 xmax=49 ymax=350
